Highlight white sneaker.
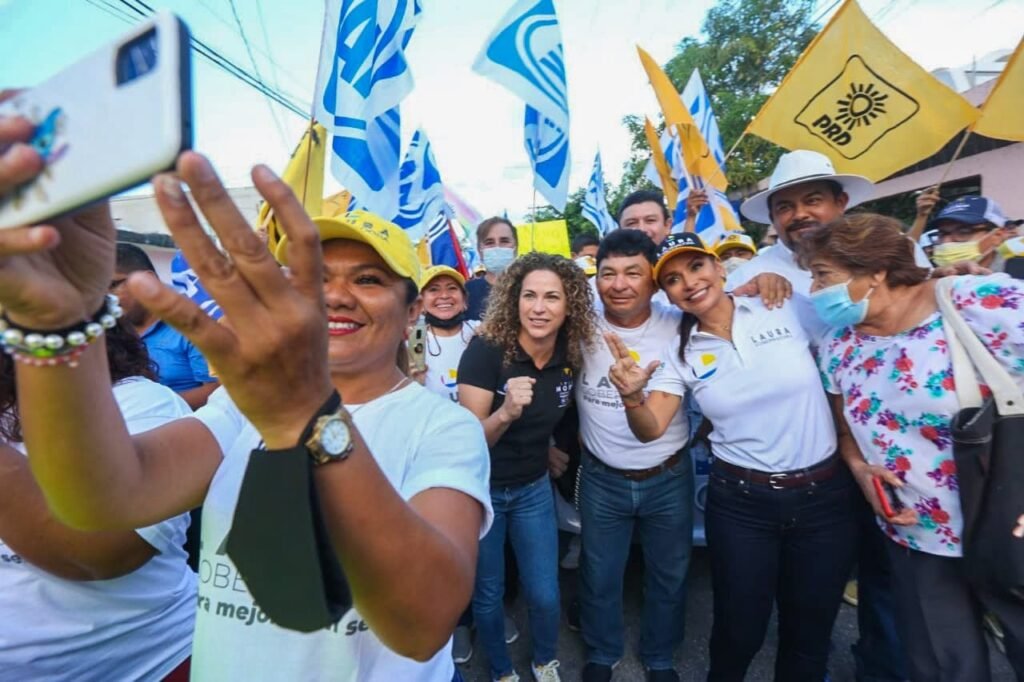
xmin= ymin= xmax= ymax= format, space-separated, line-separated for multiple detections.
xmin=504 ymin=614 xmax=519 ymax=644
xmin=531 ymin=660 xmax=561 ymax=682
xmin=493 ymin=672 xmax=520 ymax=682
xmin=560 ymin=535 xmax=581 ymax=570
xmin=452 ymin=625 xmax=473 ymax=664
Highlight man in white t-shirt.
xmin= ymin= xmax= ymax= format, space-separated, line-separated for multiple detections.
xmin=727 ymin=149 xmax=909 ymax=682
xmin=576 ymin=229 xmax=691 ymax=682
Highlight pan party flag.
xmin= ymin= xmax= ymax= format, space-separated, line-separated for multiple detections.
xmin=258 ymin=122 xmax=326 ymax=255
xmin=973 ymin=39 xmax=1024 ymax=142
xmin=746 ymin=0 xmax=978 ymax=181
xmin=637 ymin=46 xmax=726 ymax=192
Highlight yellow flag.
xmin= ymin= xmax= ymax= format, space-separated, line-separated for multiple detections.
xmin=973 ymin=39 xmax=1024 ymax=142
xmin=322 ymin=190 xmax=352 ymax=217
xmin=746 ymin=0 xmax=978 ymax=181
xmin=258 ymin=122 xmax=326 ymax=254
xmin=416 ymin=236 xmax=432 ymax=269
xmin=515 ymin=220 xmax=570 ymax=257
xmin=636 ymin=46 xmax=727 ymax=191
xmin=643 ymin=117 xmax=679 ymax=209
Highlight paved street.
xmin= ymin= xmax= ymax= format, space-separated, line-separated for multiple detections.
xmin=460 ymin=545 xmax=1016 ymax=681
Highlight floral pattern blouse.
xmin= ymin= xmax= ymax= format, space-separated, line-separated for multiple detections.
xmin=819 ymin=275 xmax=1024 ymax=557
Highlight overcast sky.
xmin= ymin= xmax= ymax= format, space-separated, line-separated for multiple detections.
xmin=2 ymin=0 xmax=1021 ymax=221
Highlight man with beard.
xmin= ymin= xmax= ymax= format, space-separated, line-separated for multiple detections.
xmin=727 ymin=150 xmax=931 ymax=342
xmin=112 ymin=243 xmax=219 ymax=410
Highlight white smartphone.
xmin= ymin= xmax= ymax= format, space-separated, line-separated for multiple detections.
xmin=0 ymin=11 xmax=192 ymax=230
xmin=408 ymin=317 xmax=427 ymax=374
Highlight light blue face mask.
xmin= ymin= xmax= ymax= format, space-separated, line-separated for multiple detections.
xmin=810 ymin=278 xmax=875 ymax=328
xmin=481 ymin=247 xmax=516 ymax=274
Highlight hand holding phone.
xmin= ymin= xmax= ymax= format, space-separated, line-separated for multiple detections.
xmin=872 ymin=475 xmax=902 ymax=518
xmin=408 ymin=317 xmax=427 ymax=374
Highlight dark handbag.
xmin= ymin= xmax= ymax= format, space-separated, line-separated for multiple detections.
xmin=938 ymin=279 xmax=1024 ymax=599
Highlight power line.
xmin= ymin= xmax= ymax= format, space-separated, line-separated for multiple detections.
xmin=810 ymin=0 xmax=843 ymax=25
xmin=226 ymin=0 xmax=290 ymax=144
xmin=106 ymin=0 xmax=310 ymax=118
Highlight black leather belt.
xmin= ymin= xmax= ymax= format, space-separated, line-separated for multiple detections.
xmin=712 ymin=454 xmax=840 ymax=490
xmin=585 ymin=448 xmax=683 ymax=482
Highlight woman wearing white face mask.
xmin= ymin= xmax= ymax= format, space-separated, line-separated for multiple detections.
xmin=712 ymin=233 xmax=758 ymax=276
xmin=801 ymin=213 xmax=1024 ymax=681
xmin=467 ymin=217 xmax=519 ymax=320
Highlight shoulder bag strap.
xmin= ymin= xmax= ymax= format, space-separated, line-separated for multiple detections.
xmin=935 ymin=278 xmax=1024 ymax=416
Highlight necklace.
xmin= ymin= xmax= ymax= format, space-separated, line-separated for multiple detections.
xmin=349 ymin=375 xmax=411 ymax=415
xmin=700 ymin=320 xmax=732 ymax=333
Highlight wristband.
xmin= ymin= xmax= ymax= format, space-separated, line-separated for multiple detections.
xmin=0 ymin=295 xmax=122 ymax=361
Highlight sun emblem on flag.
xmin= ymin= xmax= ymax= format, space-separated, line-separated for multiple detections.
xmin=835 ymin=83 xmax=888 ymax=129
xmin=794 ymin=55 xmax=919 ymax=160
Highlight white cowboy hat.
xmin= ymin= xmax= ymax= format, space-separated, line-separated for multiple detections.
xmin=740 ymin=150 xmax=875 ymax=225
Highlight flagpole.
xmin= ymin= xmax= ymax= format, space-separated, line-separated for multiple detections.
xmin=531 ymin=188 xmax=537 ymax=253
xmin=934 ymin=127 xmax=974 ymax=188
xmin=701 ymin=129 xmax=748 ymax=190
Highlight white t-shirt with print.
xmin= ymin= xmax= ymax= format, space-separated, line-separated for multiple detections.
xmin=423 ymin=320 xmax=478 ymax=403
xmin=577 ymin=302 xmax=689 ymax=469
xmin=819 ymin=274 xmax=1024 ymax=557
xmin=651 ymin=298 xmax=837 ymax=471
xmin=0 ymin=377 xmax=197 ymax=681
xmin=190 ymin=382 xmax=492 ymax=681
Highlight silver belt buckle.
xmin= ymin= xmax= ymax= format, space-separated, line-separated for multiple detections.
xmin=768 ymin=472 xmax=789 ymax=490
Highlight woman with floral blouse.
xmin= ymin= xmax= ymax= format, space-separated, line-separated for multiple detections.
xmin=799 ymin=213 xmax=1024 ymax=681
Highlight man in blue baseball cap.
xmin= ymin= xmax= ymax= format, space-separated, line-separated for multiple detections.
xmin=929 ymin=196 xmax=1016 ymax=272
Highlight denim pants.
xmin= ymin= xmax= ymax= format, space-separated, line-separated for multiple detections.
xmin=705 ymin=463 xmax=858 ymax=682
xmin=579 ymin=451 xmax=693 ymax=669
xmin=472 ymin=474 xmax=559 ymax=678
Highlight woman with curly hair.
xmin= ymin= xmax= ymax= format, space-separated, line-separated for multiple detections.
xmin=458 ymin=252 xmax=596 ymax=682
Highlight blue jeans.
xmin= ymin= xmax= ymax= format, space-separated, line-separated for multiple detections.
xmin=705 ymin=463 xmax=858 ymax=682
xmin=472 ymin=474 xmax=559 ymax=678
xmin=579 ymin=451 xmax=694 ymax=669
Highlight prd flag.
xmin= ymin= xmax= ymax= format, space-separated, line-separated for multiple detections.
xmin=973 ymin=39 xmax=1024 ymax=143
xmin=582 ymin=151 xmax=616 ymax=235
xmin=636 ymin=46 xmax=726 ymax=192
xmin=474 ymin=0 xmax=571 ymax=210
xmin=394 ymin=128 xmax=451 ymax=243
xmin=257 ymin=122 xmax=326 ymax=255
xmin=314 ymin=0 xmax=422 ymax=219
xmin=746 ymin=0 xmax=978 ymax=181
xmin=516 ymin=220 xmax=570 ymax=257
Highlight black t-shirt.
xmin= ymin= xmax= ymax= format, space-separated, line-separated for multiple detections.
xmin=465 ymin=277 xmax=492 ymax=321
xmin=458 ymin=334 xmax=574 ymax=487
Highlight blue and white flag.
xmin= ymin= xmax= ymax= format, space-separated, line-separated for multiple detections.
xmin=473 ymin=0 xmax=570 ymax=210
xmin=315 ymin=0 xmax=421 ymax=219
xmin=681 ymin=69 xmax=726 ymax=170
xmin=394 ymin=128 xmax=451 ymax=242
xmin=582 ymin=151 xmax=616 ymax=235
xmin=170 ymin=251 xmax=223 ymax=321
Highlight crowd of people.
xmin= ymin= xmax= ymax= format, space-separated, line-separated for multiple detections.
xmin=0 ymin=89 xmax=1022 ymax=682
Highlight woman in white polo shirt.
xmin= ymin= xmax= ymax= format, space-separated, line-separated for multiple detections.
xmin=607 ymin=233 xmax=858 ymax=682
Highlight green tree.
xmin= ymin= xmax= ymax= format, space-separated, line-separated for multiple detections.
xmin=623 ymin=0 xmax=819 ymax=194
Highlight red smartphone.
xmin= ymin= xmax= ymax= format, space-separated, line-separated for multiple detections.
xmin=872 ymin=476 xmax=901 ymax=518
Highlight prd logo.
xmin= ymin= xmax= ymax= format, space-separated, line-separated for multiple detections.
xmin=794 ymin=55 xmax=919 ymax=160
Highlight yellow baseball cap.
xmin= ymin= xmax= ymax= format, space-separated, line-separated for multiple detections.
xmin=713 ymin=233 xmax=758 ymax=258
xmin=274 ymin=210 xmax=422 ymax=286
xmin=420 ymin=264 xmax=466 ymax=291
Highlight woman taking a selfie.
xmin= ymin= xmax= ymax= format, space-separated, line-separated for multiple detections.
xmin=607 ymin=233 xmax=857 ymax=682
xmin=0 ymin=130 xmax=491 ymax=680
xmin=458 ymin=252 xmax=596 ymax=682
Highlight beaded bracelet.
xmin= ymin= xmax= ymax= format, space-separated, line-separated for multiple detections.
xmin=0 ymin=294 xmax=123 ymax=365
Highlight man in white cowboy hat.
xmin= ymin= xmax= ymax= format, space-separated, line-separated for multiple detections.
xmin=727 ymin=149 xmax=931 ymax=341
xmin=729 ymin=149 xmax=915 ymax=682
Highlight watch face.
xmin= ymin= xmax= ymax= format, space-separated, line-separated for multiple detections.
xmin=320 ymin=417 xmax=352 ymax=457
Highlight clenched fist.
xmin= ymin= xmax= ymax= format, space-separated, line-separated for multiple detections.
xmin=498 ymin=376 xmax=536 ymax=423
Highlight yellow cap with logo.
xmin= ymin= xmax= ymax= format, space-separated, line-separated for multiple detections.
xmin=274 ymin=209 xmax=422 ymax=287
xmin=420 ymin=265 xmax=466 ymax=291
xmin=713 ymin=232 xmax=758 ymax=258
